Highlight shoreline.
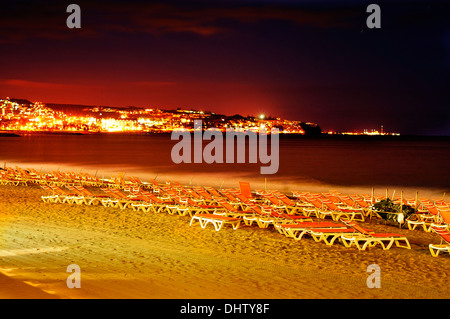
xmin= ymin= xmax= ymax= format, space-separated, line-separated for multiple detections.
xmin=0 ymin=183 xmax=449 ymax=299
xmin=1 ymin=163 xmax=448 ymax=200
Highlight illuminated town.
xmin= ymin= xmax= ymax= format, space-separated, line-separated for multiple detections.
xmin=0 ymin=97 xmax=398 ymax=135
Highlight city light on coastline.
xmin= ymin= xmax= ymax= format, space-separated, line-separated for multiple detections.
xmin=0 ymin=97 xmax=398 ymax=136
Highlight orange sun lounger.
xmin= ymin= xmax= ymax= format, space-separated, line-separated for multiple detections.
xmin=339 ymin=219 xmax=411 ymax=250
xmin=190 ymin=213 xmax=241 ymax=231
xmin=307 ymin=227 xmax=362 ymax=246
xmin=274 ymin=221 xmax=347 ymax=240
xmin=429 ymin=226 xmax=450 ymax=257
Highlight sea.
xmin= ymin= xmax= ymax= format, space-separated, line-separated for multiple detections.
xmin=1 ymin=133 xmax=449 ymax=200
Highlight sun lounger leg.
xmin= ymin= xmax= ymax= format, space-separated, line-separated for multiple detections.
xmin=214 ymin=221 xmax=223 ymax=231
xmin=328 ymin=235 xmax=341 ymax=246
xmin=356 ymin=239 xmax=376 ymax=250
xmin=189 ymin=216 xmax=198 ymax=227
xmin=293 ymin=230 xmax=308 ymax=241
xmin=394 ymin=238 xmax=411 ymax=249
xmin=340 ymin=236 xmax=354 ymax=248
xmin=381 ymin=239 xmax=394 ymax=250
xmin=309 ymin=233 xmax=322 ymax=242
xmin=322 ymin=235 xmax=334 ymax=246
xmin=429 ymin=245 xmax=440 ymax=257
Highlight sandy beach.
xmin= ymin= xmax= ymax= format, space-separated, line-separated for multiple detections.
xmin=0 ymin=184 xmax=449 ymax=299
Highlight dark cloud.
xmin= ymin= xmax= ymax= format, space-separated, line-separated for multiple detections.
xmin=0 ymin=0 xmax=361 ymax=42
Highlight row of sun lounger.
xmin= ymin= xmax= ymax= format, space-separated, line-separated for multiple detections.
xmin=406 ymin=199 xmax=450 ymax=232
xmin=39 ymin=181 xmax=416 ymax=251
xmin=0 ymin=166 xmax=151 ymax=190
xmin=2 ymin=166 xmax=449 ymax=256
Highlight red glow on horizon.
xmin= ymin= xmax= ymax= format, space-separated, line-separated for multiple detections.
xmin=0 ymin=78 xmax=281 ymax=118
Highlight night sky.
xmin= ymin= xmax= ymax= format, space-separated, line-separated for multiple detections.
xmin=1 ymin=0 xmax=449 ymax=135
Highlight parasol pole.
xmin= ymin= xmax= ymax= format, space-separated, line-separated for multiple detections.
xmin=369 ymin=187 xmax=374 ymax=223
xmin=415 ymin=191 xmax=418 ymax=210
xmin=399 ymin=191 xmax=403 ymax=228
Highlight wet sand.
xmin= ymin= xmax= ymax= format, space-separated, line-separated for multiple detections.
xmin=0 ymin=185 xmax=449 ymax=299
